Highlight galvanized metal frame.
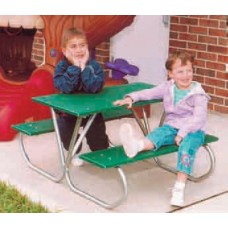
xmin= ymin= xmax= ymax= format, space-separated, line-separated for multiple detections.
xmin=18 ymin=108 xmax=66 ymax=182
xmin=19 ymin=107 xmax=128 ymax=209
xmin=66 ymin=166 xmax=128 ymax=209
xmin=63 ymin=112 xmax=129 ymax=209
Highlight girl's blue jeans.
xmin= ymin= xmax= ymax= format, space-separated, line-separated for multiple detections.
xmin=146 ymin=124 xmax=205 ymax=175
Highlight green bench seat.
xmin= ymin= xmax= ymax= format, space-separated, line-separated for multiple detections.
xmin=79 ymin=134 xmax=219 ymax=169
xmin=12 ymin=108 xmax=134 ymax=136
xmin=12 ymin=119 xmax=54 ymax=136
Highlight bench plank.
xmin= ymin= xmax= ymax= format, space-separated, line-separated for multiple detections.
xmin=12 ymin=109 xmax=135 ymax=136
xmin=79 ymin=134 xmax=219 ymax=169
xmin=12 ymin=119 xmax=54 ymax=136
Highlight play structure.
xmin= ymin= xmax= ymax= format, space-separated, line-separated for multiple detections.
xmin=0 ymin=66 xmax=55 ymax=141
xmin=0 ymin=16 xmax=135 ymax=141
xmin=105 ymin=58 xmax=139 ymax=80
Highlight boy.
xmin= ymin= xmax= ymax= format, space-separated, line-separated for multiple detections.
xmin=114 ymin=50 xmax=210 ymax=207
xmin=54 ymin=28 xmax=109 ymax=166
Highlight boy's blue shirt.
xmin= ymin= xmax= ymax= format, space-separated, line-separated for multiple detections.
xmin=54 ymin=57 xmax=105 ymax=94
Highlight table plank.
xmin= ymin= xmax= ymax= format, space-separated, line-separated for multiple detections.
xmin=32 ymin=82 xmax=161 ymax=117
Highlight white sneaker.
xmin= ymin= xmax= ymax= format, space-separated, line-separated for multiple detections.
xmin=71 ymin=154 xmax=84 ymax=167
xmin=62 ymin=145 xmax=84 ymax=167
xmin=119 ymin=123 xmax=141 ymax=158
xmin=170 ymin=187 xmax=184 ymax=207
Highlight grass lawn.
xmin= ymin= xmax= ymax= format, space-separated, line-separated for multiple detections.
xmin=0 ymin=181 xmax=49 ymax=212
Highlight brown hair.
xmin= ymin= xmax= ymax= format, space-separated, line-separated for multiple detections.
xmin=165 ymin=50 xmax=194 ymax=71
xmin=61 ymin=28 xmax=87 ymax=48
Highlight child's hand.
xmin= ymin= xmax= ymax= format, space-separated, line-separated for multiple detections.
xmin=113 ymin=97 xmax=133 ymax=109
xmin=64 ymin=49 xmax=75 ymax=65
xmin=175 ymin=135 xmax=183 ymax=146
xmin=64 ymin=49 xmax=81 ymax=68
xmin=71 ymin=53 xmax=82 ymax=68
xmin=80 ymin=49 xmax=89 ymax=71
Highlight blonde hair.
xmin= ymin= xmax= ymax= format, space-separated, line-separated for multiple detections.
xmin=165 ymin=50 xmax=194 ymax=71
xmin=61 ymin=28 xmax=87 ymax=48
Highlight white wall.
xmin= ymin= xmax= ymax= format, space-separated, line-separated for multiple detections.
xmin=110 ymin=15 xmax=170 ymax=85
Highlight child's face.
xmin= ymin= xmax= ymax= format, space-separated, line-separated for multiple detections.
xmin=168 ymin=59 xmax=193 ymax=90
xmin=63 ymin=36 xmax=88 ymax=60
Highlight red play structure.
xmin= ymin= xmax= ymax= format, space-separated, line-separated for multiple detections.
xmin=0 ymin=66 xmax=55 ymax=141
xmin=0 ymin=15 xmax=135 ymax=141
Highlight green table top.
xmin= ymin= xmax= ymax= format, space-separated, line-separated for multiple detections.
xmin=32 ymin=82 xmax=161 ymax=117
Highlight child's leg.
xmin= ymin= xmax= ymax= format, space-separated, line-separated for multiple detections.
xmin=84 ymin=113 xmax=109 ymax=151
xmin=146 ymin=124 xmax=177 ymax=149
xmin=171 ymin=130 xmax=205 ymax=207
xmin=177 ymin=130 xmax=205 ymax=178
xmin=120 ymin=123 xmax=177 ymax=158
xmin=170 ymin=173 xmax=186 ymax=207
xmin=57 ymin=114 xmax=84 ymax=166
xmin=120 ymin=123 xmax=154 ymax=158
xmin=57 ymin=114 xmax=79 ymax=151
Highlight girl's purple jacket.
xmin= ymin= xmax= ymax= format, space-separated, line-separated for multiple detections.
xmin=126 ymin=79 xmax=210 ymax=138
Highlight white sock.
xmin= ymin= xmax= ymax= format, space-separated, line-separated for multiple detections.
xmin=174 ymin=181 xmax=186 ymax=190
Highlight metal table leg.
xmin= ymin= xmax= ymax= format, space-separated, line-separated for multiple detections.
xmin=64 ymin=114 xmax=128 ymax=209
xmin=19 ymin=109 xmax=66 ymax=182
xmin=19 ymin=108 xmax=68 ymax=182
xmin=66 ymin=166 xmax=128 ymax=209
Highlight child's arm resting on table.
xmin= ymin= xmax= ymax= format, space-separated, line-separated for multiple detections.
xmin=114 ymin=97 xmax=133 ymax=109
xmin=81 ymin=59 xmax=105 ymax=93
